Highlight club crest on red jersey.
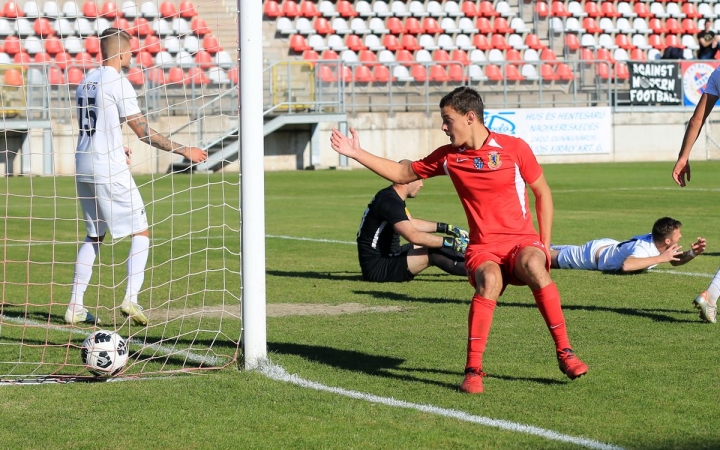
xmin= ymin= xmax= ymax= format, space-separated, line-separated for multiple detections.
xmin=487 ymin=151 xmax=502 ymax=169
xmin=473 ymin=157 xmax=483 ymax=170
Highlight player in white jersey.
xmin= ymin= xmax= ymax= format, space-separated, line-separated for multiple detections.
xmin=673 ymin=65 xmax=720 ymax=323
xmin=550 ymin=217 xmax=705 ymax=273
xmin=65 ymin=28 xmax=208 ymax=326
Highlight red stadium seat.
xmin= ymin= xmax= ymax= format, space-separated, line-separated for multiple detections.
xmin=191 ymin=17 xmax=211 ymax=36
xmin=358 ymin=49 xmax=377 ymax=64
xmin=179 ymin=0 xmax=196 ymax=17
xmin=67 ymin=67 xmax=85 ymax=85
xmin=12 ymin=51 xmax=30 ymax=66
xmin=135 ymin=50 xmax=154 ymax=67
xmin=387 ymin=17 xmax=405 ymax=34
xmin=354 ymin=65 xmax=374 ymax=82
xmin=372 ymin=65 xmax=392 ymax=83
xmin=423 ymin=17 xmax=443 ymax=34
xmin=485 ymin=64 xmax=503 ymax=81
xmin=302 ymin=49 xmax=319 ymax=62
xmin=339 ymin=65 xmax=352 ymax=83
xmin=596 ymin=47 xmax=614 ymax=63
xmin=132 ymin=18 xmax=153 ymax=37
xmin=195 ymin=50 xmax=213 ymax=68
xmin=505 ymin=48 xmax=522 ymax=63
xmin=505 ymin=64 xmax=523 ymax=81
xmin=493 ymin=17 xmax=513 ymax=34
xmin=34 ymin=52 xmax=52 ymax=63
xmin=582 ymin=17 xmax=602 ymax=34
xmin=143 ymin=35 xmax=162 ymax=54
xmin=535 ymin=1 xmax=549 ymax=18
xmin=336 ymin=0 xmax=358 ymax=18
xmin=382 ymin=34 xmax=401 ymax=51
xmin=630 ymin=48 xmax=646 ymax=61
xmin=541 ymin=63 xmax=559 ymax=80
xmin=681 ymin=19 xmax=699 ymax=35
xmin=648 ymin=19 xmax=667 ymax=35
xmin=44 ymin=36 xmax=63 ymax=55
xmin=129 ymin=35 xmax=139 ymax=54
xmin=448 ymin=64 xmax=465 ymax=82
xmin=147 ymin=67 xmax=166 ymax=85
xmin=84 ymin=36 xmax=100 ymax=54
xmin=348 ymin=34 xmax=368 ymax=51
xmin=556 ymin=63 xmax=574 ymax=80
xmin=410 ymin=64 xmax=427 ymax=82
xmin=74 ymin=52 xmax=95 ymax=68
xmin=541 ymin=48 xmax=558 ymax=61
xmin=314 ymin=17 xmax=333 ymax=34
xmin=289 ymin=34 xmax=310 ymax=52
xmin=682 ymin=3 xmax=702 ymax=20
xmin=600 ymin=2 xmax=621 ymax=18
xmin=82 ymin=0 xmax=98 ymax=17
xmin=54 ymin=51 xmax=72 ymax=70
xmin=3 ymin=1 xmax=23 ymax=18
xmin=450 ymin=49 xmax=469 ymax=65
xmin=462 ymin=1 xmax=479 ymax=17
xmin=227 ymin=65 xmax=238 ymax=84
xmin=580 ymin=47 xmax=594 ymax=64
xmin=101 ymin=1 xmax=121 ymax=18
xmin=491 ymin=34 xmax=511 ymax=50
xmin=320 ymin=49 xmax=339 ymax=60
xmin=595 ymin=62 xmax=610 ymax=80
xmin=634 ymin=2 xmax=652 ymax=19
xmin=126 ymin=66 xmax=145 ymax=86
xmin=202 ymin=35 xmax=221 ymax=53
xmin=473 ymin=34 xmax=491 ymax=50
xmin=665 ymin=19 xmax=681 ymax=35
xmin=299 ymin=0 xmax=320 ymax=18
xmin=476 ymin=17 xmax=492 ymax=34
xmin=167 ymin=67 xmax=186 ymax=84
xmin=565 ymin=33 xmax=580 ymax=51
xmin=478 ymin=1 xmax=498 ymax=17
xmin=525 ymin=34 xmax=544 ymax=50
xmin=3 ymin=36 xmax=21 ymax=55
xmin=615 ymin=34 xmax=634 ymax=50
xmin=648 ymin=34 xmax=666 ymax=50
xmin=263 ymin=0 xmax=281 ymax=18
xmin=187 ymin=67 xmax=209 ymax=84
xmin=614 ymin=62 xmax=629 ymax=80
xmin=158 ymin=0 xmax=177 ymax=18
xmin=318 ymin=65 xmax=336 ymax=83
xmin=48 ymin=66 xmax=66 ymax=85
xmin=396 ymin=49 xmax=415 ymax=65
xmin=112 ymin=18 xmax=130 ymax=31
xmin=429 ymin=64 xmax=450 ymax=81
xmin=405 ymin=17 xmax=423 ymax=34
xmin=433 ymin=49 xmax=450 ymax=63
xmin=584 ymin=1 xmax=601 ymax=18
xmin=665 ymin=34 xmax=683 ymax=49
xmin=551 ymin=1 xmax=571 ymax=17
xmin=401 ymin=34 xmax=422 ymax=51
xmin=33 ymin=18 xmax=54 ymax=38
xmin=4 ymin=68 xmax=23 ymax=86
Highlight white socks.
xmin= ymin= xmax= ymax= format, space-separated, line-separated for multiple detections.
xmin=69 ymin=238 xmax=100 ymax=308
xmin=125 ymin=235 xmax=150 ymax=304
xmin=706 ymin=269 xmax=720 ymax=303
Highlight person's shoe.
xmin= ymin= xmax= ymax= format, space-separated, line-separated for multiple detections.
xmin=557 ymin=348 xmax=588 ymax=380
xmin=460 ymin=367 xmax=487 ymax=394
xmin=693 ymin=291 xmax=717 ymax=324
xmin=64 ymin=305 xmax=100 ymax=325
xmin=120 ymin=298 xmax=148 ymax=326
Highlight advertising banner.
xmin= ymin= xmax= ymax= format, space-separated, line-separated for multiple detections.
xmin=629 ymin=62 xmax=681 ymax=105
xmin=681 ymin=61 xmax=720 ymax=106
xmin=484 ymin=107 xmax=612 ymax=155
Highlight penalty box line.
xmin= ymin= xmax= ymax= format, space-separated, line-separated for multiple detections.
xmin=259 ymin=362 xmax=624 ymax=450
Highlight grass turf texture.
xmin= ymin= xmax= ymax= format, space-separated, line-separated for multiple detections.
xmin=2 ymin=161 xmax=720 ymax=449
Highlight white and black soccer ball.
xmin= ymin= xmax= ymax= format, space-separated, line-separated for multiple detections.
xmin=81 ymin=330 xmax=129 ymax=377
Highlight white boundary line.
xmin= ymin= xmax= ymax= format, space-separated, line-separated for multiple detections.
xmin=259 ymin=362 xmax=623 ymax=450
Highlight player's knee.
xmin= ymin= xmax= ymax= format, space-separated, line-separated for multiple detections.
xmin=473 ymin=264 xmax=503 ymax=297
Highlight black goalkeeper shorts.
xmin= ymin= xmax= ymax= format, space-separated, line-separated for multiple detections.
xmin=359 ymin=243 xmax=415 ymax=283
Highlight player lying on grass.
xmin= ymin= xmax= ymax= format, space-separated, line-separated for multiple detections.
xmin=549 ymin=217 xmax=705 ymax=273
xmin=673 ymin=68 xmax=720 ymax=325
xmin=331 ymin=86 xmax=588 ymax=394
xmin=357 ymin=176 xmax=468 ymax=283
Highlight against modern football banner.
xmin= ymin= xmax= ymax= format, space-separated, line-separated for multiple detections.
xmin=629 ymin=62 xmax=681 ymax=105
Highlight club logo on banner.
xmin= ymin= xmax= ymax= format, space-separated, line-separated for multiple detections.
xmin=629 ymin=62 xmax=681 ymax=105
xmin=681 ymin=61 xmax=720 ymax=106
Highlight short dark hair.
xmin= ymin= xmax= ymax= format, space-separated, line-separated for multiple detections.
xmin=652 ymin=217 xmax=682 ymax=241
xmin=99 ymin=27 xmax=132 ymax=60
xmin=439 ymin=87 xmax=485 ymax=123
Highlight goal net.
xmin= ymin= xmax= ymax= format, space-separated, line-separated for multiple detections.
xmin=0 ymin=0 xmax=244 ymax=381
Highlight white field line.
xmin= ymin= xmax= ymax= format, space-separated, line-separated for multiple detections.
xmin=0 ymin=314 xmax=224 ymax=366
xmin=259 ymin=362 xmax=623 ymax=450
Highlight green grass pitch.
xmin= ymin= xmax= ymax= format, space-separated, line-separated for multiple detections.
xmin=2 ymin=161 xmax=720 ymax=449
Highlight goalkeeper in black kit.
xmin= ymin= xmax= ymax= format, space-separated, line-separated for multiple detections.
xmin=356 ymin=176 xmax=468 ymax=283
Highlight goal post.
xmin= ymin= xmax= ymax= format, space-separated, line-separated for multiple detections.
xmin=238 ymin=0 xmax=268 ymax=370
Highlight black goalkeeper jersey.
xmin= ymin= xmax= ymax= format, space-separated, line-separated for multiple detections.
xmin=356 ymin=186 xmax=409 ymax=259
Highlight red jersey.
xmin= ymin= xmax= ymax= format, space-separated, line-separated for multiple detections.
xmin=411 ymin=131 xmax=543 ymax=246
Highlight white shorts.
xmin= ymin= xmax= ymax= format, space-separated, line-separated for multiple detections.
xmin=76 ymin=179 xmax=148 ymax=239
xmin=555 ymin=238 xmax=619 ymax=270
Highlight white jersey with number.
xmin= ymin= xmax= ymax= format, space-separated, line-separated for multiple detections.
xmin=703 ymin=66 xmax=720 ymax=97
xmin=75 ymin=66 xmax=141 ymax=184
xmin=555 ymin=233 xmax=661 ymax=271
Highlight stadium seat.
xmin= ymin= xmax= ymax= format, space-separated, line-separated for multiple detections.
xmin=581 ymin=33 xmax=598 ymax=49
xmin=649 ymin=3 xmax=668 ymax=19
xmin=207 ymin=66 xmax=229 ymax=84
xmin=281 ymin=0 xmax=300 ymax=19
xmin=490 ymin=34 xmax=511 ymax=50
xmin=615 ymin=34 xmax=633 ymax=50
xmin=172 ymin=17 xmax=190 ymax=35
xmin=381 ymin=34 xmax=401 ymax=51
xmin=419 ymin=34 xmax=438 ymax=50
xmin=54 ymin=50 xmax=71 ymax=69
xmin=567 ymin=1 xmax=586 ymax=18
xmin=447 ymin=63 xmax=465 ymax=82
xmin=551 ymin=1 xmax=571 ymax=17
xmin=461 ymin=1 xmax=479 ymax=17
xmin=698 ymin=4 xmax=717 ymax=21
xmin=556 ymin=63 xmax=574 ymax=80
xmin=215 ymin=50 xmax=234 ymax=69
xmin=601 ymin=1 xmax=621 ymax=18
xmin=415 ymin=48 xmax=433 ymax=63
xmin=613 ymin=48 xmax=629 ymax=61
xmin=302 ymin=48 xmax=319 ymax=61
xmin=433 ymin=48 xmax=450 ymax=63
xmin=535 ymin=1 xmax=549 ymax=18
xmin=405 ymin=17 xmax=423 ymax=34
xmin=401 ymin=34 xmax=421 ymax=51
xmin=505 ymin=64 xmax=523 ymax=81
xmin=372 ymin=0 xmax=390 ymax=17
xmin=681 ymin=34 xmax=699 ymax=50
xmin=130 ymin=17 xmax=152 ymax=37
xmin=681 ymin=19 xmax=699 ymax=35
xmin=154 ymin=17 xmax=174 ymax=35
xmin=135 ymin=49 xmax=154 ymax=67
xmin=4 ymin=68 xmax=24 ymax=86
xmin=357 ymin=49 xmax=377 ymax=64
xmin=120 ymin=0 xmax=138 ymax=18
xmin=319 ymin=1 xmax=339 ymax=17
xmin=426 ymin=0 xmax=444 ymax=18
xmin=96 ymin=17 xmax=111 ymax=34
xmin=64 ymin=36 xmax=83 ymax=54
xmin=74 ymin=51 xmax=94 ymax=68
xmin=541 ymin=48 xmax=558 ymax=61
xmin=23 ymin=36 xmax=43 ymax=55
xmin=632 ymin=34 xmax=651 ymax=50
xmin=476 ymin=17 xmax=492 ymax=34
xmin=473 ymin=34 xmax=491 ymax=50
xmin=23 ymin=0 xmax=40 ymax=17
xmin=479 ymin=1 xmax=499 ymax=17
xmin=615 ymin=18 xmax=634 ymax=34
xmin=377 ymin=49 xmax=395 ymax=63
xmin=549 ymin=17 xmax=564 ymax=35
xmin=596 ymin=47 xmax=614 ymax=63
xmin=510 ymin=17 xmax=529 ymax=34
xmin=14 ymin=18 xmax=33 ymax=37
xmin=614 ymin=62 xmax=629 ymax=80
xmin=505 ymin=48 xmax=522 ymax=63
xmin=494 ymin=17 xmax=513 ymax=34
xmin=665 ymin=34 xmax=683 ymax=49
xmin=584 ymin=1 xmax=601 ymax=18
xmin=194 ymin=49 xmax=213 ymax=68
xmin=354 ymin=65 xmax=374 ymax=82
xmin=445 ymin=17 xmax=465 ymax=34
xmin=66 ymin=66 xmax=84 ymax=85
xmin=429 ymin=64 xmax=449 ymax=81
xmin=165 ymin=36 xmax=181 ymax=53
xmin=12 ymin=51 xmax=31 ymax=66
xmin=468 ymin=64 xmax=487 ymax=81
xmin=83 ymin=35 xmax=100 ymax=54
xmin=666 ymin=3 xmax=685 ymax=19
xmin=565 ymin=33 xmax=580 ymax=51
xmin=128 ymin=35 xmax=140 ymax=54
xmin=167 ymin=66 xmax=186 ymax=84
xmin=634 ymin=2 xmax=652 ymax=19
xmin=410 ymin=64 xmax=427 ymax=82
xmin=355 ymin=1 xmax=373 ymax=18
xmin=33 ymin=51 xmax=51 ymax=63
xmin=632 ymin=18 xmax=649 ymax=35
xmin=327 ymin=34 xmax=348 ymax=51
xmin=450 ymin=49 xmax=469 ymax=65
xmin=337 ymin=0 xmax=358 ymax=18
xmin=599 ymin=18 xmax=618 ymax=33
xmin=565 ymin=17 xmax=584 ymax=33
xmin=438 ymin=34 xmax=457 ymax=50
xmin=423 ymin=17 xmax=443 ymax=34
xmin=392 ymin=65 xmax=413 ymax=82
xmin=348 ymin=17 xmax=369 ymax=34
xmin=314 ymin=17 xmax=334 ymax=34
xmin=347 ymin=34 xmax=368 ymax=51
xmin=2 ymin=36 xmax=20 ymax=55
xmin=126 ymin=66 xmax=144 ymax=86
xmin=62 ymin=1 xmax=80 ymax=17
xmin=454 ymin=34 xmax=474 ymax=51
xmin=191 ymin=17 xmax=211 ymax=36
xmin=74 ymin=18 xmax=94 ymax=37
xmin=48 ymin=66 xmax=66 ymax=85
xmin=264 ymin=0 xmax=281 ymax=18
xmin=648 ymin=18 xmax=667 ymax=35
xmin=540 ymin=63 xmax=558 ymax=80
xmin=140 ymin=0 xmax=159 ymax=18
xmin=320 ymin=49 xmax=339 ymax=60
xmin=368 ymin=17 xmax=389 ymax=34
xmin=647 ymin=34 xmax=665 ymax=50
xmin=203 ymin=35 xmax=221 ymax=53
xmin=583 ymin=17 xmax=602 ymax=34
xmin=56 ymin=18 xmax=78 ymax=36
xmin=444 ymin=1 xmax=463 ymax=17
xmin=101 ymin=1 xmax=121 ymax=19
xmin=147 ymin=67 xmax=166 ymax=84
xmin=3 ymin=1 xmax=23 ymax=18
xmin=387 ymin=17 xmax=406 ymax=34
xmin=155 ymin=50 xmax=173 ymax=67
xmin=82 ymin=0 xmax=99 ymax=17
xmin=187 ymin=67 xmax=209 ymax=85
xmin=469 ymin=48 xmax=486 ymax=63
xmin=495 ymin=1 xmax=514 ymax=18
xmin=525 ymin=34 xmax=544 ymax=50
xmin=487 ymin=48 xmax=504 ymax=62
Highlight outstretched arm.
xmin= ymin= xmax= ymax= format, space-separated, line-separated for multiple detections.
xmin=394 ymin=221 xmax=468 ymax=253
xmin=670 ymin=237 xmax=706 ymax=266
xmin=330 ymin=127 xmax=419 ymax=184
xmin=621 ymin=244 xmax=682 ymax=272
xmin=673 ymin=93 xmax=718 ymax=186
xmin=125 ymin=113 xmax=208 ymax=163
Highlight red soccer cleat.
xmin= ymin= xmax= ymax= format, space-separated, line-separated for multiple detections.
xmin=460 ymin=368 xmax=487 ymax=394
xmin=557 ymin=348 xmax=588 ymax=380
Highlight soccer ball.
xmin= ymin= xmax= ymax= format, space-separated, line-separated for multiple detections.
xmin=81 ymin=330 xmax=129 ymax=377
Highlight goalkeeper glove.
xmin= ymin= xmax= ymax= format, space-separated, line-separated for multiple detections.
xmin=443 ymin=236 xmax=468 ymax=254
xmin=437 ymin=222 xmax=469 ymax=240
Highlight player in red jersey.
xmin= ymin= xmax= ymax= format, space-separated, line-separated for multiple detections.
xmin=330 ymin=86 xmax=588 ymax=394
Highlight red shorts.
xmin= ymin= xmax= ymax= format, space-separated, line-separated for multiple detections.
xmin=465 ymin=237 xmax=551 ymax=291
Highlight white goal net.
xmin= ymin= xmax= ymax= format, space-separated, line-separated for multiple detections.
xmin=0 ymin=0 xmax=245 ymax=382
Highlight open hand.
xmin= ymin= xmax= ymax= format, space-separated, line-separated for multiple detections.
xmin=183 ymin=146 xmax=208 ymax=163
xmin=672 ymin=159 xmax=690 ymax=187
xmin=330 ymin=127 xmax=361 ymax=158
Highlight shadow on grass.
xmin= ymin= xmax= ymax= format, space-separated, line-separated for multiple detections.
xmin=269 ymin=342 xmax=564 ymax=391
xmin=267 ymin=269 xmax=464 ymax=283
xmin=499 ymin=301 xmax=698 ymax=323
xmin=353 ymin=290 xmax=467 ymax=305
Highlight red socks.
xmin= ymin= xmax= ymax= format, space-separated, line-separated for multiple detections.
xmin=533 ymin=282 xmax=571 ymax=351
xmin=465 ymin=294 xmax=496 ymax=370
